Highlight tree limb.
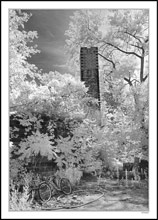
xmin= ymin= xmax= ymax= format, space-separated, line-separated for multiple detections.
xmin=103 ymin=41 xmax=142 ymax=59
xmin=98 ymin=53 xmax=116 ymax=69
xmin=144 ymin=37 xmax=149 ymax=43
xmin=143 ymin=74 xmax=149 ymax=82
xmin=124 ymin=77 xmax=133 ymax=86
xmin=124 ymin=30 xmax=142 ymax=43
xmin=129 ymin=43 xmax=143 ymax=50
xmin=131 ymin=79 xmax=140 ymax=84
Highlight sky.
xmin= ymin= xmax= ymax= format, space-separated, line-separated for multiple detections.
xmin=23 ymin=10 xmax=76 ymax=74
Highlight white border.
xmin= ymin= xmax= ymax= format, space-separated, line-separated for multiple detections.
xmin=2 ymin=1 xmax=157 ymax=219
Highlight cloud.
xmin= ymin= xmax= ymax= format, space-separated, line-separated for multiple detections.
xmin=46 ymin=30 xmax=55 ymax=39
xmin=38 ymin=41 xmax=66 ymax=57
xmin=52 ymin=63 xmax=67 ymax=68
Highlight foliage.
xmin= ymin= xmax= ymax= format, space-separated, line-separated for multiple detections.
xmin=65 ymin=167 xmax=83 ymax=185
xmin=9 ymin=157 xmax=26 ymax=181
xmin=9 ymin=174 xmax=32 ymax=211
xmin=55 ymin=119 xmax=105 ymax=178
xmin=9 ymin=71 xmax=94 ymax=169
xmin=17 ymin=131 xmax=56 ymax=160
xmin=9 ymin=9 xmax=41 ymax=107
xmin=65 ymin=9 xmax=149 ymax=84
xmin=65 ymin=10 xmax=102 ymax=73
xmin=9 ymin=9 xmax=149 ymax=194
xmin=65 ymin=9 xmax=149 ymax=163
xmin=9 ymin=15 xmax=95 ymax=164
xmin=56 ymin=167 xmax=83 ymax=185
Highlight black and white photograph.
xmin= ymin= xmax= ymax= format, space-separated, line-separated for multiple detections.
xmin=1 ymin=1 xmax=157 ymax=219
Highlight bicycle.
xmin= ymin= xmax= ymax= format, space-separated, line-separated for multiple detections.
xmin=43 ymin=175 xmax=72 ymax=200
xmin=28 ymin=175 xmax=72 ymax=203
xmin=27 ymin=179 xmax=52 ymax=203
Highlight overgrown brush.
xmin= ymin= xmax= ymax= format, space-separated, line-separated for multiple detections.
xmin=9 ymin=171 xmax=41 ymax=211
xmin=9 ymin=180 xmax=32 ymax=211
xmin=65 ymin=167 xmax=83 ymax=185
xmin=56 ymin=167 xmax=83 ymax=186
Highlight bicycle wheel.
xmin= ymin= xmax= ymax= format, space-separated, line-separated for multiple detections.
xmin=38 ymin=182 xmax=51 ymax=202
xmin=60 ymin=178 xmax=72 ymax=195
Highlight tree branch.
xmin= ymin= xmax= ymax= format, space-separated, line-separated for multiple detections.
xmin=105 ymin=70 xmax=113 ymax=77
xmin=129 ymin=43 xmax=143 ymax=50
xmin=104 ymin=78 xmax=120 ymax=86
xmin=124 ymin=30 xmax=142 ymax=43
xmin=143 ymin=74 xmax=148 ymax=82
xmin=103 ymin=41 xmax=142 ymax=59
xmin=131 ymin=79 xmax=140 ymax=84
xmin=144 ymin=37 xmax=149 ymax=43
xmin=124 ymin=77 xmax=133 ymax=86
xmin=98 ymin=53 xmax=116 ymax=69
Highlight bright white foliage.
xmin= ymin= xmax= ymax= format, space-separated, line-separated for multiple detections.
xmin=18 ymin=131 xmax=56 ymax=160
xmin=9 ymin=9 xmax=149 ymax=176
xmin=9 ymin=9 xmax=40 ymax=106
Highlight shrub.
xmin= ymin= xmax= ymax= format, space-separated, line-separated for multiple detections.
xmin=56 ymin=167 xmax=83 ymax=186
xmin=9 ymin=171 xmax=41 ymax=211
xmin=9 ymin=180 xmax=32 ymax=211
xmin=65 ymin=167 xmax=83 ymax=185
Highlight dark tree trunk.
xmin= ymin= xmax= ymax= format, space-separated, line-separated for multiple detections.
xmin=140 ymin=49 xmax=145 ymax=83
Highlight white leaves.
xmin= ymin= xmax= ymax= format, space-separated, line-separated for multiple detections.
xmin=9 ymin=10 xmax=40 ymax=105
xmin=18 ymin=131 xmax=56 ymax=160
xmin=19 ymin=118 xmax=32 ymax=127
xmin=10 ymin=141 xmax=14 ymax=148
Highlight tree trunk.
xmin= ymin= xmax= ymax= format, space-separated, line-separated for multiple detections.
xmin=140 ymin=50 xmax=145 ymax=83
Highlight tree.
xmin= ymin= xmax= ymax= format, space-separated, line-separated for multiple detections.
xmin=65 ymin=10 xmax=102 ymax=74
xmin=100 ymin=9 xmax=149 ymax=84
xmin=65 ymin=9 xmax=149 ymax=161
xmin=65 ymin=9 xmax=149 ymax=85
xmin=10 ymin=70 xmax=98 ymax=172
xmin=9 ymin=9 xmax=41 ymax=107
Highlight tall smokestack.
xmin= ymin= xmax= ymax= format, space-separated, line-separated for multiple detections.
xmin=80 ymin=47 xmax=100 ymax=106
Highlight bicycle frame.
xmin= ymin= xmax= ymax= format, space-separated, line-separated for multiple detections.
xmin=28 ymin=175 xmax=72 ymax=203
xmin=27 ymin=180 xmax=48 ymax=198
xmin=47 ymin=176 xmax=61 ymax=192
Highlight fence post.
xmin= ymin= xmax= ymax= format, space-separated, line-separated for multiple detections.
xmin=117 ymin=166 xmax=119 ymax=184
xmin=125 ymin=169 xmax=128 ymax=187
xmin=133 ymin=168 xmax=138 ymax=181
